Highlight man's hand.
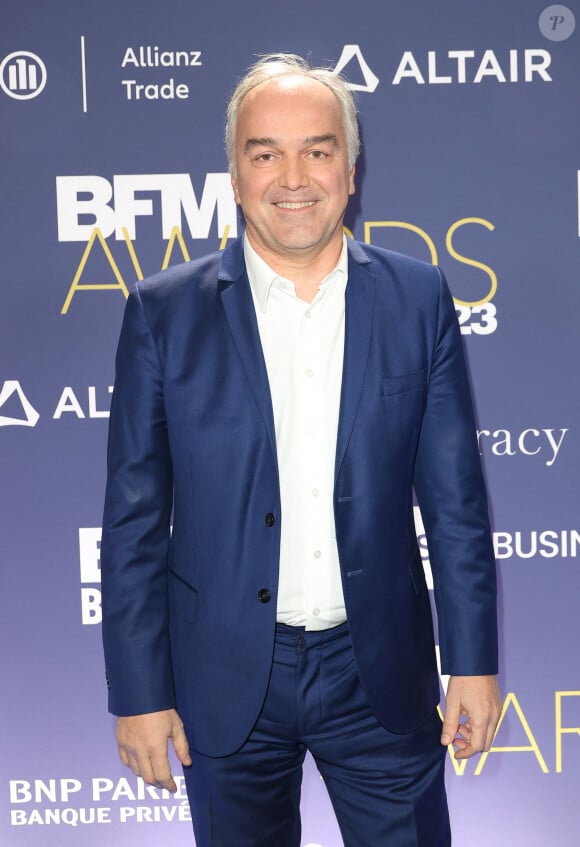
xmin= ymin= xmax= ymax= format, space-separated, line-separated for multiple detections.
xmin=441 ymin=675 xmax=502 ymax=759
xmin=116 ymin=709 xmax=192 ymax=792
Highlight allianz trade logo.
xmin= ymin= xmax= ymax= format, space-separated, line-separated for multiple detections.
xmin=0 ymin=380 xmax=113 ymax=425
xmin=0 ymin=51 xmax=47 ymax=100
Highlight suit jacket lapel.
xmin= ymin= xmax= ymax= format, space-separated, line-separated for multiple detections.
xmin=219 ymin=238 xmax=278 ymax=467
xmin=335 ymin=241 xmax=375 ymax=482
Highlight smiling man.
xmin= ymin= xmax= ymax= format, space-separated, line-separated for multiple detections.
xmin=102 ymin=54 xmax=501 ymax=847
xmin=231 ymin=74 xmax=355 ymax=297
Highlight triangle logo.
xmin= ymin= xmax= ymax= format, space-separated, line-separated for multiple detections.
xmin=0 ymin=380 xmax=40 ymax=427
xmin=333 ymin=45 xmax=380 ymax=93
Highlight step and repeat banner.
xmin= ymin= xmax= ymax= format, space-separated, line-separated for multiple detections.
xmin=1 ymin=1 xmax=579 ymax=844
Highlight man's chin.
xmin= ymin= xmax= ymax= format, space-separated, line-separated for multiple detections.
xmin=270 ymin=227 xmax=332 ymax=254
xmin=246 ymin=223 xmax=341 ymax=261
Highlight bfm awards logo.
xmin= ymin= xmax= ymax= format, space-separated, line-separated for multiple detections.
xmin=54 ymin=173 xmax=500 ymax=334
xmin=0 ymin=51 xmax=47 ymax=100
xmin=55 ymin=172 xmax=237 ymax=313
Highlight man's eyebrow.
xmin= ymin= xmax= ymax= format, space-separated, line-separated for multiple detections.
xmin=303 ymin=134 xmax=340 ymax=147
xmin=244 ymin=137 xmax=278 ymax=153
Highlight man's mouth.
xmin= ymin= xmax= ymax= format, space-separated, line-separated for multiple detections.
xmin=273 ymin=201 xmax=317 ymax=209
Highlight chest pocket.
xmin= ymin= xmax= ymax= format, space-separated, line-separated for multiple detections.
xmin=382 ymin=368 xmax=428 ymax=397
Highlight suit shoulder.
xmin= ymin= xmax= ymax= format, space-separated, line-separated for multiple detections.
xmin=132 ymin=251 xmax=222 ymax=303
xmin=350 ymin=241 xmax=446 ymax=313
xmin=355 ymin=241 xmax=440 ymax=284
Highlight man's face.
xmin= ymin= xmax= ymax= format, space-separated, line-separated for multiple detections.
xmin=231 ymin=76 xmax=355 ymax=265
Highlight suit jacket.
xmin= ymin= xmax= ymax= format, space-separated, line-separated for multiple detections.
xmin=101 ymin=236 xmax=498 ymax=757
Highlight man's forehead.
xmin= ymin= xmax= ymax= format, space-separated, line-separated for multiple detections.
xmin=241 ymin=75 xmax=338 ymax=114
xmin=237 ymin=77 xmax=342 ymax=140
xmin=253 ymin=74 xmax=330 ymax=95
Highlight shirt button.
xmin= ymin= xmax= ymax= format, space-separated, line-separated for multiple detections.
xmin=312 ymin=608 xmax=320 ymax=616
xmin=265 ymin=513 xmax=275 ymax=527
xmin=311 ymin=488 xmax=319 ymax=498
xmin=314 ymin=550 xmax=322 ymax=559
xmin=305 ymin=311 xmax=312 ymax=319
xmin=305 ymin=368 xmax=314 ymax=378
xmin=258 ymin=588 xmax=271 ymax=603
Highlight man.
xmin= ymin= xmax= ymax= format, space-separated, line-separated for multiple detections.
xmin=102 ymin=53 xmax=501 ymax=846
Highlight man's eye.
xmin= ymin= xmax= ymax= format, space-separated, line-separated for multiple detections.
xmin=256 ymin=153 xmax=274 ymax=162
xmin=309 ymin=150 xmax=326 ymax=159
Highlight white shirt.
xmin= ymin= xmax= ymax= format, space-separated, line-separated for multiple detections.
xmin=244 ymin=234 xmax=348 ymax=630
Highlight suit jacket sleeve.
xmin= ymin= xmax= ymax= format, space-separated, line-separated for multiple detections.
xmin=101 ymin=284 xmax=176 ymax=716
xmin=413 ymin=267 xmax=498 ymax=677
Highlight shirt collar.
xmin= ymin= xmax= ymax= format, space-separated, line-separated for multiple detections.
xmin=244 ymin=232 xmax=348 ymax=314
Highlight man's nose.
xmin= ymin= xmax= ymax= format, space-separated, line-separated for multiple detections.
xmin=277 ymin=157 xmax=309 ymax=190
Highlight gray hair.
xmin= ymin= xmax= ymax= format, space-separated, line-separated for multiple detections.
xmin=225 ymin=53 xmax=360 ymax=176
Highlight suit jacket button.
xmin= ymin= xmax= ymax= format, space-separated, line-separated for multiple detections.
xmin=258 ymin=588 xmax=271 ymax=603
xmin=265 ymin=512 xmax=275 ymax=527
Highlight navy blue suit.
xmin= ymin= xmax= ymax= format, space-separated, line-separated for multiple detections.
xmin=101 ymin=236 xmax=497 ymax=765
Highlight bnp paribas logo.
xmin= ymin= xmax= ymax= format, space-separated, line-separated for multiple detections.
xmin=0 ymin=381 xmax=40 ymax=427
xmin=333 ymin=45 xmax=379 ymax=93
xmin=0 ymin=51 xmax=47 ymax=100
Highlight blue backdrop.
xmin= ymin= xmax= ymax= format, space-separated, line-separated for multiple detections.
xmin=1 ymin=1 xmax=579 ymax=844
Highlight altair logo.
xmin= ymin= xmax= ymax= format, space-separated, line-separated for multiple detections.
xmin=0 ymin=381 xmax=39 ymax=427
xmin=333 ymin=45 xmax=380 ymax=93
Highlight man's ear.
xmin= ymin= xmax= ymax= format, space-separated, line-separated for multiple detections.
xmin=348 ymin=166 xmax=356 ymax=196
xmin=231 ymin=175 xmax=241 ymax=205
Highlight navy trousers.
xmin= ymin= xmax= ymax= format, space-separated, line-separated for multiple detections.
xmin=183 ymin=622 xmax=450 ymax=846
